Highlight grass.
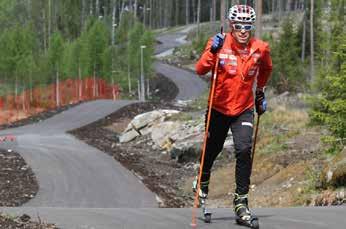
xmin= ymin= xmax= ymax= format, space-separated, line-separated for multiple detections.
xmin=189 ymin=89 xmax=209 ymax=111
xmin=256 ymin=105 xmax=309 ymax=156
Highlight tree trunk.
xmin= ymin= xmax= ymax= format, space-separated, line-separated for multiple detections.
xmin=186 ymin=0 xmax=190 ymax=25
xmin=129 ymin=0 xmax=133 ymax=11
xmin=22 ymin=85 xmax=26 ymax=112
xmin=272 ymin=0 xmax=275 ymax=14
xmin=144 ymin=3 xmax=147 ymax=26
xmin=301 ymin=9 xmax=306 ymax=62
xmin=90 ymin=0 xmax=93 ymax=15
xmin=48 ymin=0 xmax=51 ymax=48
xmin=96 ymin=0 xmax=100 ymax=17
xmin=197 ymin=0 xmax=201 ymax=35
xmin=78 ymin=65 xmax=82 ymax=100
xmin=310 ymin=0 xmax=314 ymax=82
xmin=212 ymin=0 xmax=216 ymax=22
xmin=42 ymin=8 xmax=47 ymax=52
xmin=93 ymin=63 xmax=96 ymax=98
xmin=81 ymin=0 xmax=85 ymax=31
xmin=286 ymin=0 xmax=292 ymax=11
xmin=56 ymin=69 xmax=60 ymax=107
xmin=30 ymin=74 xmax=33 ymax=103
xmin=149 ymin=0 xmax=152 ymax=28
xmin=220 ymin=0 xmax=226 ymax=28
xmin=192 ymin=0 xmax=196 ymax=24
xmin=175 ymin=0 xmax=179 ymax=26
xmin=134 ymin=0 xmax=138 ymax=18
xmin=278 ymin=0 xmax=282 ymax=19
xmin=128 ymin=62 xmax=131 ymax=93
xmin=27 ymin=0 xmax=32 ymax=20
xmin=112 ymin=0 xmax=116 ymax=46
xmin=255 ymin=0 xmax=262 ymax=38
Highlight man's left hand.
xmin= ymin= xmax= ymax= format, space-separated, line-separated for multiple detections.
xmin=255 ymin=90 xmax=267 ymax=115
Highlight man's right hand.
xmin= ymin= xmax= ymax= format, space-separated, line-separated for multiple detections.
xmin=210 ymin=33 xmax=224 ymax=54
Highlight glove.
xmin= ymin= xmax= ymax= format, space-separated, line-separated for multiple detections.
xmin=210 ymin=33 xmax=224 ymax=54
xmin=255 ymin=90 xmax=267 ymax=115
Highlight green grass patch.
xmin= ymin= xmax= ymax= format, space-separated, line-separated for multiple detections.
xmin=256 ymin=105 xmax=309 ymax=156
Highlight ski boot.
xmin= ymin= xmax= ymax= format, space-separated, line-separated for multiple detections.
xmin=192 ymin=176 xmax=212 ymax=223
xmin=233 ymin=193 xmax=259 ymax=229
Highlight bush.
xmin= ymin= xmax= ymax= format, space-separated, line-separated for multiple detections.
xmin=309 ymin=34 xmax=346 ymax=149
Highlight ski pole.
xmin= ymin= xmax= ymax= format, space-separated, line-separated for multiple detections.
xmin=251 ymin=115 xmax=260 ymax=168
xmin=191 ymin=26 xmax=223 ymax=228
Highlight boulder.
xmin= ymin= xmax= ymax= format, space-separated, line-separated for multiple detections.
xmin=120 ymin=109 xmax=180 ymax=143
xmin=119 ymin=129 xmax=140 ymax=143
xmin=151 ymin=121 xmax=182 ymax=148
xmin=151 ymin=117 xmax=233 ymax=162
xmin=319 ymin=147 xmax=346 ymax=188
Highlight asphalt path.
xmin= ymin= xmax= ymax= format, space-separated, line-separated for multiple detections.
xmin=0 ymin=206 xmax=345 ymax=229
xmin=1 ymin=25 xmax=345 ymax=229
xmin=154 ymin=25 xmax=207 ymax=101
xmin=0 ymin=100 xmax=157 ymax=208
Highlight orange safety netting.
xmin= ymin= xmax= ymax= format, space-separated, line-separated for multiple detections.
xmin=0 ymin=77 xmax=120 ymax=125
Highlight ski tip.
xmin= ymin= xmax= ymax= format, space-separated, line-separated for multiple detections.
xmin=190 ymin=223 xmax=197 ymax=228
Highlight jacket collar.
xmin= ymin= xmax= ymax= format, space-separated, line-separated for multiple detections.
xmin=228 ymin=34 xmax=260 ymax=61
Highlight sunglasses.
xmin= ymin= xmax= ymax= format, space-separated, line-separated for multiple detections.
xmin=232 ymin=24 xmax=255 ymax=31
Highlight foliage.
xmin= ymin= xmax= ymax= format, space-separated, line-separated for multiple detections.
xmin=0 ymin=2 xmax=155 ymax=96
xmin=270 ymin=17 xmax=305 ymax=92
xmin=309 ymin=0 xmax=345 ymax=152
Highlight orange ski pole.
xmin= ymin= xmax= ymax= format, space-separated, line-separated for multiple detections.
xmin=191 ymin=26 xmax=223 ymax=228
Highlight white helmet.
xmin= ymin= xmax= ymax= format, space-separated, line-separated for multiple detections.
xmin=228 ymin=5 xmax=256 ymax=24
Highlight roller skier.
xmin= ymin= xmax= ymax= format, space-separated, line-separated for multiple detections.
xmin=192 ymin=4 xmax=273 ymax=228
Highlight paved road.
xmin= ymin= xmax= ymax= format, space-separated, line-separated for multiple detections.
xmin=154 ymin=61 xmax=206 ymax=101
xmin=154 ymin=24 xmax=207 ymax=101
xmin=0 ymin=100 xmax=157 ymax=208
xmin=1 ymin=206 xmax=345 ymax=229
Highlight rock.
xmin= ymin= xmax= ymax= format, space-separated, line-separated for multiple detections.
xmin=173 ymin=100 xmax=192 ymax=107
xmin=125 ymin=110 xmax=163 ymax=131
xmin=139 ymin=125 xmax=153 ymax=136
xmin=151 ymin=117 xmax=234 ymax=163
xmin=170 ymin=141 xmax=201 ymax=162
xmin=124 ymin=110 xmax=180 ymax=133
xmin=19 ymin=214 xmax=31 ymax=222
xmin=311 ymin=189 xmax=346 ymax=206
xmin=319 ymin=148 xmax=346 ymax=188
xmin=119 ymin=129 xmax=140 ymax=143
xmin=120 ymin=110 xmax=180 ymax=143
xmin=151 ymin=121 xmax=182 ymax=148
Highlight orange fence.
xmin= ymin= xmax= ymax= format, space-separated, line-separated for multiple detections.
xmin=0 ymin=77 xmax=120 ymax=125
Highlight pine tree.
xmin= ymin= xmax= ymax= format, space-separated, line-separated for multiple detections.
xmin=270 ymin=17 xmax=304 ymax=92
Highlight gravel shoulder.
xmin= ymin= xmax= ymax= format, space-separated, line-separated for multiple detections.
xmin=0 ymin=149 xmax=38 ymax=207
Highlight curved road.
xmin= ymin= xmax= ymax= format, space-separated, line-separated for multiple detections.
xmin=0 ymin=100 xmax=157 ymax=208
xmin=1 ymin=26 xmax=345 ymax=229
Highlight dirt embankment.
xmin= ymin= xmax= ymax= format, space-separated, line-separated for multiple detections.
xmin=0 ymin=149 xmax=38 ymax=207
xmin=0 ymin=213 xmax=59 ymax=229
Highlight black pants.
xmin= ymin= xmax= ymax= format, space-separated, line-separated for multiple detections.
xmin=200 ymin=108 xmax=254 ymax=195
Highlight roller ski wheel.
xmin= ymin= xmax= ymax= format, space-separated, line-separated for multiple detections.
xmin=204 ymin=212 xmax=212 ymax=223
xmin=200 ymin=193 xmax=212 ymax=223
xmin=236 ymin=215 xmax=259 ymax=229
xmin=192 ymin=176 xmax=212 ymax=223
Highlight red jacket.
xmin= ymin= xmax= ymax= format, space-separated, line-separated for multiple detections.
xmin=196 ymin=34 xmax=273 ymax=116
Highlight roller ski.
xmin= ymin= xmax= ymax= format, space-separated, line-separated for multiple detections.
xmin=234 ymin=193 xmax=259 ymax=229
xmin=192 ymin=176 xmax=212 ymax=223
